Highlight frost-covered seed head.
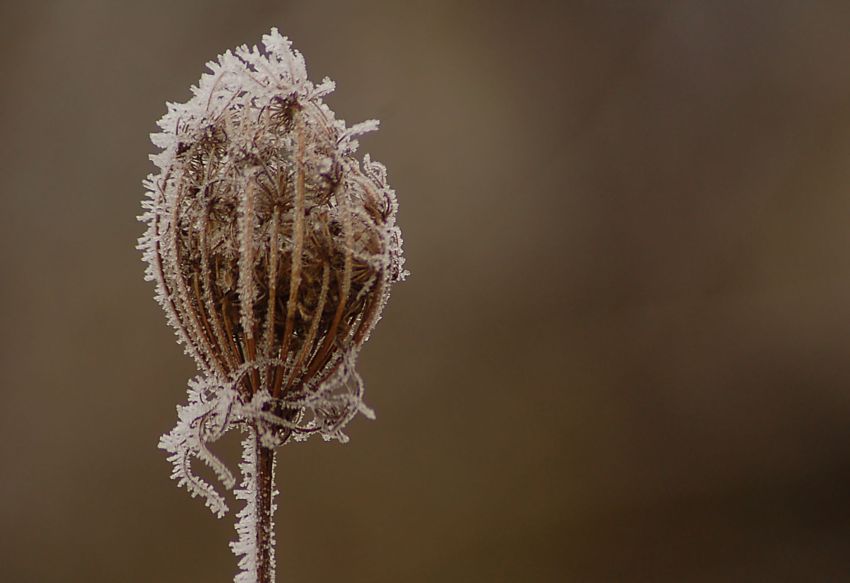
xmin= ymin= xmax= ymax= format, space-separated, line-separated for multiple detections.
xmin=140 ymin=29 xmax=406 ymax=449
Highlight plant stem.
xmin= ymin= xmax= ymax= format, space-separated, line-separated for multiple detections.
xmin=254 ymin=429 xmax=276 ymax=583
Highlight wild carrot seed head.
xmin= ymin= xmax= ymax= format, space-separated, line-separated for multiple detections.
xmin=140 ymin=29 xmax=405 ymax=484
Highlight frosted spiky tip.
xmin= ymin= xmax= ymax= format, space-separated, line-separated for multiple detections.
xmin=139 ymin=28 xmax=406 ymax=515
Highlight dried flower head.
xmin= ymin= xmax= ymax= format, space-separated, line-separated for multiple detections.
xmin=138 ymin=28 xmax=405 ymax=581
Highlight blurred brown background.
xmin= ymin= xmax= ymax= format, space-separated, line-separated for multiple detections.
xmin=2 ymin=1 xmax=850 ymax=581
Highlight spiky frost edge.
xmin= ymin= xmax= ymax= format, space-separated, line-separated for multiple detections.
xmin=158 ymin=376 xmax=237 ymax=518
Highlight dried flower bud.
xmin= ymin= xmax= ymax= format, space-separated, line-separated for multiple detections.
xmin=139 ymin=29 xmax=406 ymax=518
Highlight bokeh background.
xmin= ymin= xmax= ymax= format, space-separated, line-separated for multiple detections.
xmin=2 ymin=1 xmax=850 ymax=581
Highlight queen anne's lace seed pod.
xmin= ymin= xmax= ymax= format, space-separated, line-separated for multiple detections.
xmin=138 ymin=29 xmax=406 ymax=519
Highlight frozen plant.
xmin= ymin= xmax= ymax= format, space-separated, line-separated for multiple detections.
xmin=138 ymin=28 xmax=406 ymax=583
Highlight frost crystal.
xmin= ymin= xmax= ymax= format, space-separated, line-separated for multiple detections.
xmin=139 ymin=28 xmax=405 ymax=582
